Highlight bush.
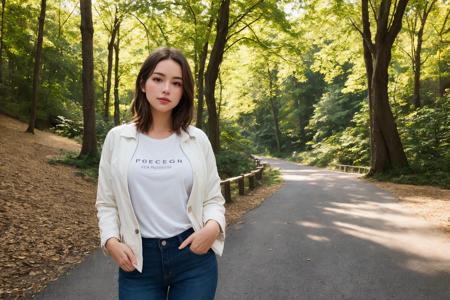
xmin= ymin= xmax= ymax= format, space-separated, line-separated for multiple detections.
xmin=54 ymin=115 xmax=83 ymax=139
xmin=216 ymin=120 xmax=257 ymax=178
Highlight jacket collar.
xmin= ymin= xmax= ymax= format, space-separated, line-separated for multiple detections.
xmin=119 ymin=122 xmax=195 ymax=142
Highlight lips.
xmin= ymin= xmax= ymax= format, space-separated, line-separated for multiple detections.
xmin=157 ymin=97 xmax=171 ymax=104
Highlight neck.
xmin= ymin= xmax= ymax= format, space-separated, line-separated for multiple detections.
xmin=149 ymin=110 xmax=173 ymax=134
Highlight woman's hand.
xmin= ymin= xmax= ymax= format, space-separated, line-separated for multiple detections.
xmin=106 ymin=238 xmax=137 ymax=272
xmin=179 ymin=220 xmax=220 ymax=254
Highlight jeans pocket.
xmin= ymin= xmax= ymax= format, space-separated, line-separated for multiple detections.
xmin=119 ymin=267 xmax=139 ymax=275
xmin=187 ymin=246 xmax=211 ymax=256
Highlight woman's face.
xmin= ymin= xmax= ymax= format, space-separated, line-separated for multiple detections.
xmin=142 ymin=59 xmax=184 ymax=115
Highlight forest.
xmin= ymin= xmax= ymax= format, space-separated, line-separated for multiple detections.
xmin=0 ymin=0 xmax=449 ymax=186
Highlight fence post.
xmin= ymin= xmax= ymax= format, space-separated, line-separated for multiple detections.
xmin=224 ymin=180 xmax=231 ymax=203
xmin=238 ymin=175 xmax=245 ymax=195
xmin=256 ymin=167 xmax=263 ymax=180
xmin=249 ymin=174 xmax=255 ymax=190
xmin=255 ymin=158 xmax=261 ymax=167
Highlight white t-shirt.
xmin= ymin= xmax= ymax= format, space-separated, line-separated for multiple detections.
xmin=127 ymin=132 xmax=193 ymax=238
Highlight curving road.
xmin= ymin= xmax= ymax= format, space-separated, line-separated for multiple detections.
xmin=215 ymin=158 xmax=450 ymax=300
xmin=33 ymin=158 xmax=450 ymax=300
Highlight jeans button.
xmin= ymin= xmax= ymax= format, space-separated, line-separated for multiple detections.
xmin=161 ymin=240 xmax=167 ymax=246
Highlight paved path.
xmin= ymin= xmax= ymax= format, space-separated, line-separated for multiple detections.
xmin=34 ymin=158 xmax=450 ymax=299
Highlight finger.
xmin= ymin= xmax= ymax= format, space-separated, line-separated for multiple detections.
xmin=123 ymin=246 xmax=137 ymax=266
xmin=118 ymin=254 xmax=132 ymax=270
xmin=121 ymin=264 xmax=134 ymax=272
xmin=179 ymin=234 xmax=194 ymax=249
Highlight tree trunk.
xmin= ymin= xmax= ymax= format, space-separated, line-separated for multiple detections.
xmin=79 ymin=0 xmax=97 ymax=158
xmin=113 ymin=23 xmax=120 ymax=126
xmin=372 ymin=48 xmax=408 ymax=170
xmin=0 ymin=0 xmax=6 ymax=87
xmin=413 ymin=1 xmax=435 ymax=108
xmin=26 ymin=0 xmax=46 ymax=134
xmin=196 ymin=38 xmax=209 ymax=130
xmin=104 ymin=11 xmax=119 ymax=122
xmin=413 ymin=35 xmax=422 ymax=109
xmin=361 ymin=0 xmax=409 ymax=174
xmin=217 ymin=72 xmax=223 ymax=120
xmin=361 ymin=0 xmax=375 ymax=171
xmin=437 ymin=10 xmax=449 ymax=97
xmin=268 ymin=68 xmax=281 ymax=153
xmin=204 ymin=0 xmax=230 ymax=153
xmin=196 ymin=11 xmax=214 ymax=130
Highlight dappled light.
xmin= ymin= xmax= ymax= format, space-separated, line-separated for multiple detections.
xmin=333 ymin=221 xmax=450 ymax=274
xmin=306 ymin=234 xmax=330 ymax=242
xmin=266 ymin=158 xmax=450 ymax=277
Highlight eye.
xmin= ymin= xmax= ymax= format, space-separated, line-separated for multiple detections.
xmin=152 ymin=77 xmax=162 ymax=82
xmin=173 ymin=81 xmax=182 ymax=87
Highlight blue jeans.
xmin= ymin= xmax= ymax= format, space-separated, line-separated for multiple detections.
xmin=118 ymin=228 xmax=218 ymax=300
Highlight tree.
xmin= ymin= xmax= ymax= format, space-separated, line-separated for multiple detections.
xmin=204 ymin=0 xmax=230 ymax=153
xmin=79 ymin=0 xmax=97 ymax=158
xmin=102 ymin=5 xmax=120 ymax=121
xmin=360 ymin=0 xmax=409 ymax=173
xmin=0 ymin=0 xmax=6 ymax=86
xmin=267 ymin=68 xmax=281 ymax=153
xmin=405 ymin=0 xmax=437 ymax=108
xmin=26 ymin=0 xmax=46 ymax=134
xmin=113 ymin=23 xmax=120 ymax=125
xmin=194 ymin=2 xmax=215 ymax=130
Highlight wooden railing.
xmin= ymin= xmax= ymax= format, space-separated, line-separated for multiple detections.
xmin=333 ymin=164 xmax=370 ymax=174
xmin=220 ymin=157 xmax=268 ymax=203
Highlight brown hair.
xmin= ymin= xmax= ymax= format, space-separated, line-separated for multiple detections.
xmin=131 ymin=47 xmax=194 ymax=134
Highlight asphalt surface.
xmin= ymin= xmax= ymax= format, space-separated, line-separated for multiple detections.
xmin=33 ymin=158 xmax=450 ymax=300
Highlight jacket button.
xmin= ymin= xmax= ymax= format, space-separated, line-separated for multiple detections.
xmin=135 ymin=229 xmax=139 ymax=234
xmin=187 ymin=206 xmax=192 ymax=213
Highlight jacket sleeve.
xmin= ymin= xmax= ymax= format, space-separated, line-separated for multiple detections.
xmin=95 ymin=130 xmax=120 ymax=255
xmin=201 ymin=134 xmax=226 ymax=241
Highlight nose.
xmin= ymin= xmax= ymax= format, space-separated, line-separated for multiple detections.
xmin=162 ymin=81 xmax=170 ymax=94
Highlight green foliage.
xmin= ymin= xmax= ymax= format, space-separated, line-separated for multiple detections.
xmin=293 ymin=101 xmax=370 ymax=167
xmin=48 ymin=151 xmax=99 ymax=181
xmin=54 ymin=115 xmax=83 ymax=139
xmin=1 ymin=0 xmax=449 ymax=189
xmin=261 ymin=166 xmax=282 ymax=186
xmin=306 ymin=80 xmax=364 ymax=144
xmin=372 ymin=168 xmax=450 ymax=189
xmin=336 ymin=101 xmax=370 ymax=166
xmin=294 ymin=135 xmax=340 ymax=167
xmin=399 ymin=94 xmax=450 ymax=172
xmin=216 ymin=120 xmax=257 ymax=178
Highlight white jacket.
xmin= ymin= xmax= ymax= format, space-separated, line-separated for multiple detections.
xmin=96 ymin=123 xmax=226 ymax=273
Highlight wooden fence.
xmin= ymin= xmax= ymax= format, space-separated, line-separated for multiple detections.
xmin=333 ymin=164 xmax=370 ymax=174
xmin=220 ymin=157 xmax=268 ymax=203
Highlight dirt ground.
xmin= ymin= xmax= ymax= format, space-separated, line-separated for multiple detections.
xmin=1 ymin=113 xmax=448 ymax=299
xmin=371 ymin=181 xmax=450 ymax=233
xmin=0 ymin=114 xmax=282 ymax=300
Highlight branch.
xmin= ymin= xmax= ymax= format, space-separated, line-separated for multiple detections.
xmin=349 ymin=16 xmax=375 ymax=53
xmin=422 ymin=52 xmax=432 ymax=65
xmin=227 ymin=13 xmax=263 ymax=41
xmin=387 ymin=0 xmax=399 ymax=31
xmin=362 ymin=0 xmax=375 ymax=54
xmin=224 ymin=37 xmax=245 ymax=53
xmin=396 ymin=42 xmax=414 ymax=61
xmin=378 ymin=0 xmax=391 ymax=34
xmin=228 ymin=0 xmax=263 ymax=30
xmin=93 ymin=5 xmax=111 ymax=33
xmin=369 ymin=0 xmax=378 ymax=23
xmin=386 ymin=0 xmax=408 ymax=46
xmin=61 ymin=2 xmax=78 ymax=29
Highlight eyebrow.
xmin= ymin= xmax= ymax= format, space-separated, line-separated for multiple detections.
xmin=153 ymin=72 xmax=183 ymax=80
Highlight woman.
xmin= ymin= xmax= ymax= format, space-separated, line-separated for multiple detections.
xmin=96 ymin=47 xmax=225 ymax=300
